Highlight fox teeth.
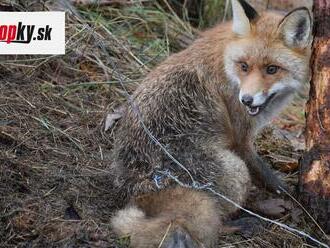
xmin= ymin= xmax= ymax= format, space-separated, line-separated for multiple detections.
xmin=247 ymin=106 xmax=260 ymax=116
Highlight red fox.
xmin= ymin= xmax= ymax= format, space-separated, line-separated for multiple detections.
xmin=110 ymin=0 xmax=312 ymax=247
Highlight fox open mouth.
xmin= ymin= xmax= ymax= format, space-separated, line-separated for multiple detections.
xmin=246 ymin=93 xmax=277 ymax=116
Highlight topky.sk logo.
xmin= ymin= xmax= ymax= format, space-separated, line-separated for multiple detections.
xmin=0 ymin=12 xmax=65 ymax=55
xmin=0 ymin=22 xmax=53 ymax=44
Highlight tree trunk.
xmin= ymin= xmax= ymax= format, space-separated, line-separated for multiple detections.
xmin=299 ymin=0 xmax=330 ymax=233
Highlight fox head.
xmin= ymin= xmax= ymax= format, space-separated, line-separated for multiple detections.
xmin=224 ymin=0 xmax=312 ymax=118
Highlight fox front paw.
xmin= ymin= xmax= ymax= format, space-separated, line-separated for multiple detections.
xmin=225 ymin=217 xmax=266 ymax=238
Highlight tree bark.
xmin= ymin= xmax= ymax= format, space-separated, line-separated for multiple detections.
xmin=299 ymin=0 xmax=330 ymax=234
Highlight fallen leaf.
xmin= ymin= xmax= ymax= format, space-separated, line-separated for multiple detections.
xmin=253 ymin=198 xmax=293 ymax=218
xmin=104 ymin=106 xmax=125 ymax=132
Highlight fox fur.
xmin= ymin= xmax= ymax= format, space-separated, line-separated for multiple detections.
xmin=110 ymin=0 xmax=312 ymax=247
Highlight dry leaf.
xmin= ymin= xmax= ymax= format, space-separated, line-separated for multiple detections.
xmin=254 ymin=198 xmax=293 ymax=218
xmin=104 ymin=106 xmax=125 ymax=131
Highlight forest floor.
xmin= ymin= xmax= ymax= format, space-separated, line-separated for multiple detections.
xmin=0 ymin=0 xmax=328 ymax=247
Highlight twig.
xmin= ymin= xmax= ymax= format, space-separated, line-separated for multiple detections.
xmin=281 ymin=186 xmax=330 ymax=241
xmin=15 ymin=92 xmax=36 ymax=109
xmin=158 ymin=222 xmax=172 ymax=248
xmin=32 ymin=116 xmax=83 ymax=151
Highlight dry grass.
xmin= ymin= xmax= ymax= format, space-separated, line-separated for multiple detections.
xmin=0 ymin=0 xmax=328 ymax=247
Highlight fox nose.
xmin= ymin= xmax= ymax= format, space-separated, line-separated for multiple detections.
xmin=241 ymin=95 xmax=253 ymax=106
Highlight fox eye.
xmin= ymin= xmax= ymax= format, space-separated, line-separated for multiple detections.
xmin=240 ymin=62 xmax=249 ymax=72
xmin=266 ymin=65 xmax=279 ymax=75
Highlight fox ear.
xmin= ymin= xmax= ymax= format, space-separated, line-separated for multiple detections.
xmin=278 ymin=8 xmax=312 ymax=49
xmin=231 ymin=0 xmax=259 ymax=36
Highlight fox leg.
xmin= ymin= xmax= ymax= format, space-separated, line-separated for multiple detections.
xmin=210 ymin=149 xmax=252 ymax=216
xmin=212 ymin=150 xmax=274 ymax=237
xmin=240 ymin=149 xmax=288 ymax=194
xmin=111 ymin=187 xmax=221 ymax=248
